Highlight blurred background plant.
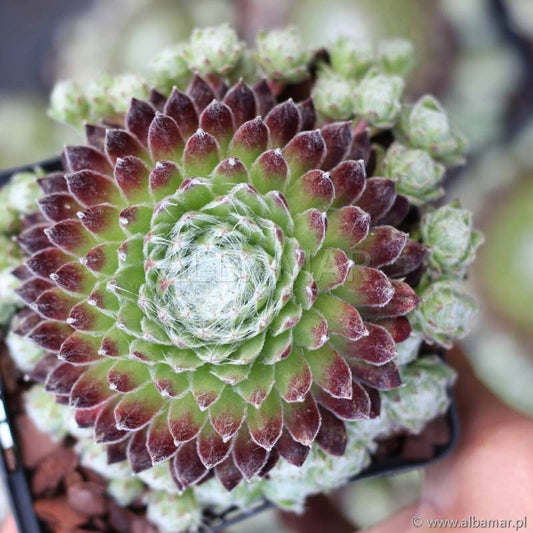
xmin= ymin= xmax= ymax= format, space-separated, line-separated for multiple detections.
xmin=1 ymin=0 xmax=532 ymax=531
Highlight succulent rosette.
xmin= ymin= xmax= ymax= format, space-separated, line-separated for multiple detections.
xmin=14 ymin=75 xmax=425 ymax=490
xmin=5 ymin=25 xmax=480 ymax=526
xmin=421 ymin=201 xmax=484 ymax=276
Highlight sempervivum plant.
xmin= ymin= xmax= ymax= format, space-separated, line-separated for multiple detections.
xmin=7 ymin=25 xmax=480 ymax=531
xmin=21 ymin=74 xmax=412 ymax=486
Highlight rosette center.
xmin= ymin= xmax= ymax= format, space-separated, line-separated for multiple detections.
xmin=146 ymin=209 xmax=284 ymax=349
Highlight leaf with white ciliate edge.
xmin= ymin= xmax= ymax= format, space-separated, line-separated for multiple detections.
xmin=333 ymin=266 xmax=394 ymax=307
xmin=293 ymin=308 xmax=329 ymax=350
xmin=114 ymin=383 xmax=164 ymax=431
xmin=269 ymin=301 xmax=303 ymax=337
xmin=330 ymin=322 xmax=398 ymax=365
xmin=292 ymin=270 xmax=318 ymax=310
xmin=275 ymin=428 xmax=310 ymax=467
xmin=190 ymin=367 xmax=226 ymax=410
xmin=210 ymin=363 xmax=251 ymax=385
xmin=147 ymin=407 xmax=178 ymax=463
xmin=108 ymin=360 xmax=150 ymax=393
xmin=151 ymin=364 xmax=190 ymax=397
xmin=208 ymin=389 xmax=247 ymax=441
xmin=311 ymin=248 xmax=353 ymax=291
xmin=314 ymin=293 xmax=366 ymax=340
xmin=197 ymin=422 xmax=232 ymax=468
xmin=232 ymin=425 xmax=268 ymax=479
xmin=305 ymin=344 xmax=353 ymax=399
xmin=236 ymin=362 xmax=275 ymax=406
xmin=215 ymin=456 xmax=243 ymax=491
xmin=168 ymin=393 xmax=206 ymax=443
xmin=94 ymin=396 xmax=128 ymax=443
xmin=283 ymin=393 xmax=321 ymax=446
xmin=274 ymin=348 xmax=312 ymax=402
xmin=246 ymin=390 xmax=283 ymax=450
xmin=69 ymin=360 xmax=114 ymax=408
xmin=314 ymin=381 xmax=371 ymax=421
xmin=173 ymin=440 xmax=208 ymax=488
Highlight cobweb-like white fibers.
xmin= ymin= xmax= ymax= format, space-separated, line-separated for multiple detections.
xmin=145 ymin=210 xmax=282 ymax=348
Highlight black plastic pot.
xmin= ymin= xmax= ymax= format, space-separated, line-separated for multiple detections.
xmin=0 ymin=160 xmax=459 ymax=533
xmin=0 ymin=157 xmax=64 ymax=184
